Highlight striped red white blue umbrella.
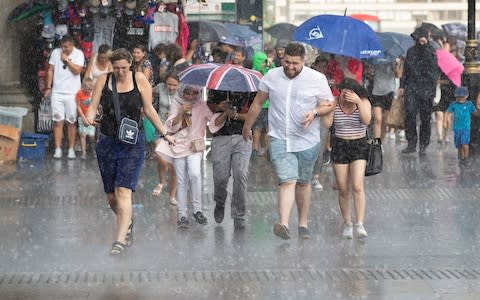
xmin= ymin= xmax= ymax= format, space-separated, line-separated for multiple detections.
xmin=179 ymin=63 xmax=263 ymax=92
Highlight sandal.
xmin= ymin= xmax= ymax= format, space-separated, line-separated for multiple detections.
xmin=125 ymin=219 xmax=134 ymax=247
xmin=151 ymin=183 xmax=164 ymax=196
xmin=110 ymin=241 xmax=127 ymax=256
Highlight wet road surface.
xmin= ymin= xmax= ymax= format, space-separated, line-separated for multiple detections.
xmin=1 ymin=136 xmax=480 ymax=299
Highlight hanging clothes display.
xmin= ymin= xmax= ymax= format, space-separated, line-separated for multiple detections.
xmin=113 ymin=14 xmax=149 ymax=50
xmin=92 ymin=14 xmax=116 ymax=53
xmin=170 ymin=4 xmax=189 ymax=57
xmin=148 ymin=8 xmax=179 ymax=51
xmin=10 ymin=0 xmax=189 ymax=108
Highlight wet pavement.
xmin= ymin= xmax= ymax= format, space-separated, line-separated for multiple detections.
xmin=1 ymin=135 xmax=480 ymax=299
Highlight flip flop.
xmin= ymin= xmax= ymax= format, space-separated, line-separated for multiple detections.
xmin=151 ymin=183 xmax=163 ymax=196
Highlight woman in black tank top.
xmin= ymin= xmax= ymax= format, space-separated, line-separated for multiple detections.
xmin=85 ymin=48 xmax=175 ymax=256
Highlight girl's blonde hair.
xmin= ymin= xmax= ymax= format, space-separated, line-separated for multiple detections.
xmin=82 ymin=77 xmax=94 ymax=89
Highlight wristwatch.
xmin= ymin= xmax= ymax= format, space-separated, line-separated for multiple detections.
xmin=312 ymin=110 xmax=318 ymax=118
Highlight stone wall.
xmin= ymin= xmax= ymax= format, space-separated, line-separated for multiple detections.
xmin=0 ymin=0 xmax=35 ymax=132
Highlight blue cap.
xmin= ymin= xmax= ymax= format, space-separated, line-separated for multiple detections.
xmin=454 ymin=86 xmax=469 ymax=97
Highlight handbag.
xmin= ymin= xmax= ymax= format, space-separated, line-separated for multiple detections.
xmin=386 ymin=95 xmax=405 ymax=129
xmin=36 ymin=96 xmax=53 ymax=133
xmin=112 ymin=74 xmax=139 ymax=145
xmin=365 ymin=137 xmax=383 ymax=176
xmin=190 ymin=138 xmax=205 ymax=152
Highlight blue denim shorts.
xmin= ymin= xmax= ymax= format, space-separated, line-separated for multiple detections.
xmin=269 ymin=137 xmax=321 ymax=184
xmin=454 ymin=128 xmax=470 ymax=148
xmin=96 ymin=132 xmax=145 ymax=193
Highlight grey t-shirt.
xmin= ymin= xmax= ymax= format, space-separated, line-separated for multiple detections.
xmin=372 ymin=63 xmax=396 ymax=96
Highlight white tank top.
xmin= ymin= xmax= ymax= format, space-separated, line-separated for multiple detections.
xmin=89 ymin=54 xmax=109 ymax=84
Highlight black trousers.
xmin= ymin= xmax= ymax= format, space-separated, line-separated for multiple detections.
xmin=404 ymin=93 xmax=433 ymax=149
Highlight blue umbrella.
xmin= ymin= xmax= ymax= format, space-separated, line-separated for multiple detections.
xmin=293 ymin=14 xmax=384 ymax=59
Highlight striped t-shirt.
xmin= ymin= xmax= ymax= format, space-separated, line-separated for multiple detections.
xmin=333 ymin=104 xmax=367 ymax=138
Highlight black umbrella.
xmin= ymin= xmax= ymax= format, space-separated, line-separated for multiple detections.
xmin=442 ymin=22 xmax=467 ymax=41
xmin=188 ymin=21 xmax=247 ymax=47
xmin=380 ymin=32 xmax=414 ymax=55
xmin=420 ymin=22 xmax=445 ymax=40
xmin=374 ymin=32 xmax=404 ymax=62
xmin=265 ymin=23 xmax=297 ymax=41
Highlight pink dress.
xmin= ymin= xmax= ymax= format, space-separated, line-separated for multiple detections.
xmin=155 ymin=100 xmax=223 ymax=161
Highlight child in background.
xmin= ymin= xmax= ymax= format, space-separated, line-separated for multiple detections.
xmin=76 ymin=78 xmax=96 ymax=159
xmin=446 ymin=86 xmax=476 ymax=163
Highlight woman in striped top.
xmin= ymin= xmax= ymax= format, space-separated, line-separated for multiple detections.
xmin=323 ymin=78 xmax=372 ymax=239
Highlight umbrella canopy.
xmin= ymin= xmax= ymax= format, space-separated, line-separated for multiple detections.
xmin=293 ymin=14 xmax=384 ymax=59
xmin=442 ymin=22 xmax=467 ymax=41
xmin=223 ymin=23 xmax=262 ymax=47
xmin=8 ymin=2 xmax=52 ymax=23
xmin=375 ymin=32 xmax=404 ymax=62
xmin=179 ymin=63 xmax=263 ymax=92
xmin=188 ymin=21 xmax=249 ymax=47
xmin=265 ymin=23 xmax=298 ymax=41
xmin=420 ymin=22 xmax=445 ymax=40
xmin=380 ymin=32 xmax=414 ymax=55
xmin=436 ymin=49 xmax=464 ymax=87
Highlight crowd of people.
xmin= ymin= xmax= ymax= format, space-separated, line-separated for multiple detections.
xmin=43 ymin=23 xmax=478 ymax=254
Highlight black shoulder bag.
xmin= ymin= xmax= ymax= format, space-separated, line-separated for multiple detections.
xmin=364 ymin=129 xmax=383 ymax=176
xmin=111 ymin=74 xmax=139 ymax=145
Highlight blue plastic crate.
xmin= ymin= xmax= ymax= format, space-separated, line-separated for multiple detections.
xmin=17 ymin=132 xmax=49 ymax=161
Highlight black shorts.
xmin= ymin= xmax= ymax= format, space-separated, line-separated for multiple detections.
xmin=332 ymin=137 xmax=369 ymax=164
xmin=372 ymin=92 xmax=394 ymax=110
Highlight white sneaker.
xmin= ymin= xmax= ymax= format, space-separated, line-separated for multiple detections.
xmin=311 ymin=178 xmax=323 ymax=191
xmin=169 ymin=198 xmax=177 ymax=206
xmin=53 ymin=148 xmax=62 ymax=159
xmin=387 ymin=132 xmax=396 ymax=140
xmin=355 ymin=224 xmax=368 ymax=238
xmin=67 ymin=148 xmax=76 ymax=159
xmin=398 ymin=130 xmax=407 ymax=142
xmin=342 ymin=223 xmax=353 ymax=239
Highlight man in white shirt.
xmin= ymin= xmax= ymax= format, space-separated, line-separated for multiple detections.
xmin=45 ymin=35 xmax=85 ymax=159
xmin=243 ymin=43 xmax=335 ymax=240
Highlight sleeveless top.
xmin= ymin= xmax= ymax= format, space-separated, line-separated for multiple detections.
xmin=89 ymin=54 xmax=109 ymax=84
xmin=333 ymin=103 xmax=367 ymax=138
xmin=99 ymin=71 xmax=143 ymax=137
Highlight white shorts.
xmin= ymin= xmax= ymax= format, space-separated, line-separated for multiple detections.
xmin=51 ymin=92 xmax=77 ymax=123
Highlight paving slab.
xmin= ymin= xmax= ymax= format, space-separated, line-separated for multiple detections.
xmin=1 ymin=138 xmax=480 ymax=299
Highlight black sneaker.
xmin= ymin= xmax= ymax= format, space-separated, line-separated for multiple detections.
xmin=419 ymin=145 xmax=427 ymax=155
xmin=193 ymin=211 xmax=208 ymax=225
xmin=214 ymin=203 xmax=225 ymax=223
xmin=402 ymin=146 xmax=416 ymax=154
xmin=177 ymin=216 xmax=189 ymax=229
xmin=234 ymin=218 xmax=246 ymax=230
xmin=298 ymin=226 xmax=310 ymax=239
